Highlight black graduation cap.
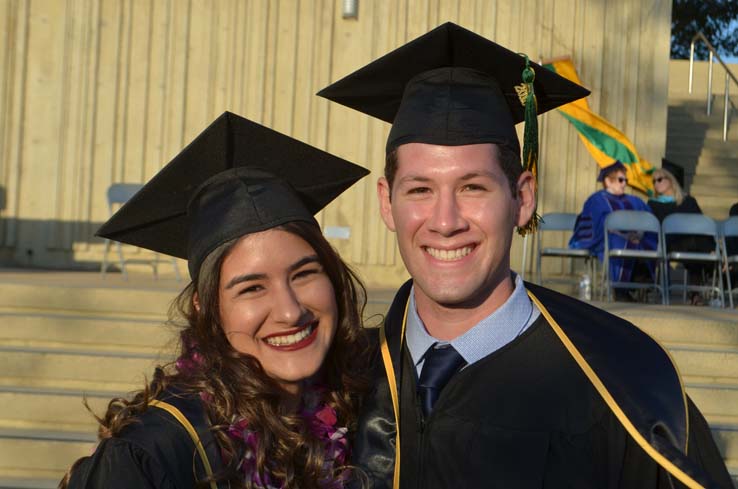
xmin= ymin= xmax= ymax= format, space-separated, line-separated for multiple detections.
xmin=661 ymin=157 xmax=685 ymax=188
xmin=597 ymin=160 xmax=626 ymax=182
xmin=96 ymin=111 xmax=369 ymax=279
xmin=317 ymin=22 xmax=590 ymax=154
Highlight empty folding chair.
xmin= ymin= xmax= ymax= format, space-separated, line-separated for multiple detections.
xmin=100 ymin=183 xmax=182 ymax=281
xmin=535 ymin=213 xmax=596 ymax=296
xmin=603 ymin=210 xmax=666 ymax=303
xmin=662 ymin=213 xmax=724 ymax=307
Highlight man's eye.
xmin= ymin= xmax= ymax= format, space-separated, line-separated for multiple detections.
xmin=406 ymin=187 xmax=430 ymax=194
xmin=461 ymin=183 xmax=486 ymax=191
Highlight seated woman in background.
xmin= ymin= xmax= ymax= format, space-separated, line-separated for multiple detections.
xmin=648 ymin=167 xmax=714 ymax=305
xmin=569 ymin=160 xmax=657 ymax=300
xmin=60 ymin=112 xmax=371 ymax=489
xmin=648 ymin=167 xmax=705 ymax=220
xmin=727 ymin=202 xmax=738 ymax=292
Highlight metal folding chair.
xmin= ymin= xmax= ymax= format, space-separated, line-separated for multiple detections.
xmin=535 ymin=213 xmax=596 ymax=295
xmin=100 ymin=183 xmax=182 ymax=281
xmin=603 ymin=210 xmax=666 ymax=304
xmin=720 ymin=216 xmax=738 ymax=308
xmin=662 ymin=213 xmax=724 ymax=307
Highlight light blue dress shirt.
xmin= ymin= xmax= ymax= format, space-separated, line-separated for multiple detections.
xmin=406 ymin=273 xmax=541 ymax=377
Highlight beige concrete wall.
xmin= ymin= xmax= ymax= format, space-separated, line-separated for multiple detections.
xmin=0 ymin=0 xmax=672 ymax=287
xmin=669 ymin=58 xmax=738 ymax=97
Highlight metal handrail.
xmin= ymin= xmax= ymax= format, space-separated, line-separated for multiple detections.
xmin=688 ymin=32 xmax=737 ymax=141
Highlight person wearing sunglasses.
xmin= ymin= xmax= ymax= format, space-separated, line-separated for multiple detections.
xmin=569 ymin=160 xmax=658 ymax=301
xmin=648 ymin=168 xmax=714 ymax=305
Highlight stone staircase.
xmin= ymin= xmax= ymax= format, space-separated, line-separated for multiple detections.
xmin=0 ymin=270 xmax=735 ymax=488
xmin=665 ymin=60 xmax=738 ymax=220
xmin=0 ymin=273 xmax=179 ymax=488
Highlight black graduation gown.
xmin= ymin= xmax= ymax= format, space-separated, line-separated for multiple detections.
xmin=353 ymin=281 xmax=733 ymax=489
xmin=648 ymin=196 xmax=714 ymax=255
xmin=66 ymin=390 xmax=225 ymax=489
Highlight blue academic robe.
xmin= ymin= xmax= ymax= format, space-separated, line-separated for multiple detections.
xmin=569 ymin=190 xmax=657 ymax=283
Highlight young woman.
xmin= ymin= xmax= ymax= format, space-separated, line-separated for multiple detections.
xmin=648 ymin=168 xmax=703 ymax=221
xmin=61 ymin=112 xmax=371 ymax=489
xmin=648 ymin=168 xmax=713 ymax=305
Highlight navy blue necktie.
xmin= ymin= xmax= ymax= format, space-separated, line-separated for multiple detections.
xmin=417 ymin=344 xmax=466 ymax=417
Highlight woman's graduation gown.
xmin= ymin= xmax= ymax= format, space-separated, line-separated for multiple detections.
xmin=353 ymin=281 xmax=733 ymax=489
xmin=66 ymin=389 xmax=225 ymax=489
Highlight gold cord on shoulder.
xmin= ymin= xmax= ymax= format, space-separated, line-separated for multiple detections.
xmin=149 ymin=399 xmax=218 ymax=489
xmin=526 ymin=290 xmax=700 ymax=489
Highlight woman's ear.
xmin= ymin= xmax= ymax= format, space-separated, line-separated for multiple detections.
xmin=193 ymin=292 xmax=201 ymax=313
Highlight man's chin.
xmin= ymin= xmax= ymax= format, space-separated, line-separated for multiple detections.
xmin=417 ymin=283 xmax=485 ymax=310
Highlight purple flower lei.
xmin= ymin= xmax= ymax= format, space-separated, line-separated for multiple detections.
xmin=225 ymin=390 xmax=350 ymax=489
xmin=175 ymin=340 xmax=349 ymax=487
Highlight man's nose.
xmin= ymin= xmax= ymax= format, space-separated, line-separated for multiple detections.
xmin=427 ymin=191 xmax=469 ymax=236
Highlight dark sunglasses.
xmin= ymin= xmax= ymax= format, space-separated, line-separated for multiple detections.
xmin=653 ymin=177 xmax=665 ymax=184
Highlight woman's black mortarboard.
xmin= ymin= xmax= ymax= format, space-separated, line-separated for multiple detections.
xmin=317 ymin=22 xmax=590 ymax=234
xmin=597 ymin=160 xmax=627 ymax=182
xmin=96 ymin=111 xmax=370 ymax=279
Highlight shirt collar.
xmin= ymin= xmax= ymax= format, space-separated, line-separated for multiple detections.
xmin=405 ymin=273 xmax=539 ymax=368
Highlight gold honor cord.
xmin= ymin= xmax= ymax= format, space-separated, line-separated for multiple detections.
xmin=148 ymin=399 xmax=218 ymax=489
xmin=379 ymin=298 xmax=410 ymax=489
xmin=526 ymin=291 xmax=701 ymax=489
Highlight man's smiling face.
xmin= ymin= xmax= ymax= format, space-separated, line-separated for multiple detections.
xmin=377 ymin=142 xmax=532 ymax=311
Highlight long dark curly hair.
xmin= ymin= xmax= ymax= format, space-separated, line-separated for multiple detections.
xmin=60 ymin=221 xmax=371 ymax=488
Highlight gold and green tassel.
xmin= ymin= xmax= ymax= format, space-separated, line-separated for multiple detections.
xmin=515 ymin=54 xmax=541 ymax=236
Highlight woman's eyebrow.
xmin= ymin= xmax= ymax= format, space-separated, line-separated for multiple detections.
xmin=224 ymin=255 xmax=320 ymax=290
xmin=289 ymin=255 xmax=320 ymax=272
xmin=225 ymin=273 xmax=266 ymax=290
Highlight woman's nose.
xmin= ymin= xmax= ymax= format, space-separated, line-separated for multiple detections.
xmin=273 ymin=285 xmax=307 ymax=326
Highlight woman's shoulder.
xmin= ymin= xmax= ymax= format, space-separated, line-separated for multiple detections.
xmin=681 ymin=194 xmax=699 ymax=206
xmin=66 ymin=436 xmax=177 ymax=489
xmin=70 ymin=391 xmax=219 ymax=489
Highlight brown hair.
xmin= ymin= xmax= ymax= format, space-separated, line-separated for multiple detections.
xmin=60 ymin=221 xmax=370 ymax=489
xmin=384 ymin=143 xmax=522 ymax=197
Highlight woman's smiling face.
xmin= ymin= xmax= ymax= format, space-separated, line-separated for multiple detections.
xmin=217 ymin=228 xmax=338 ymax=395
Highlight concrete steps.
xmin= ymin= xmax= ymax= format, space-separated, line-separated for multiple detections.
xmin=604 ymin=302 xmax=738 ymax=485
xmin=664 ymin=93 xmax=737 ymax=221
xmin=0 ymin=313 xmax=175 ymax=353
xmin=0 ymin=432 xmax=95 ymax=486
xmin=0 ymin=272 xmax=180 ymax=487
xmin=0 ymin=388 xmax=111 ymax=432
xmin=664 ymin=61 xmax=737 ymax=225
xmin=0 ymin=347 xmax=165 ymax=392
xmin=668 ymin=345 xmax=738 ymax=381
xmin=687 ymin=383 xmax=738 ymax=418
xmin=0 ymin=274 xmax=736 ymax=487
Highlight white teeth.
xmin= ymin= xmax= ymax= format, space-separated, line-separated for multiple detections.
xmin=425 ymin=246 xmax=472 ymax=261
xmin=265 ymin=324 xmax=314 ymax=346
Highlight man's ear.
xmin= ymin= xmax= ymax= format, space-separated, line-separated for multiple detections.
xmin=377 ymin=177 xmax=396 ymax=231
xmin=515 ymin=171 xmax=536 ymax=228
xmin=193 ymin=292 xmax=201 ymax=313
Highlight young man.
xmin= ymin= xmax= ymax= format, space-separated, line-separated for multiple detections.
xmin=320 ymin=23 xmax=732 ymax=489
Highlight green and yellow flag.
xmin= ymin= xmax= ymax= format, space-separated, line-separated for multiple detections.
xmin=543 ymin=57 xmax=654 ymax=196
